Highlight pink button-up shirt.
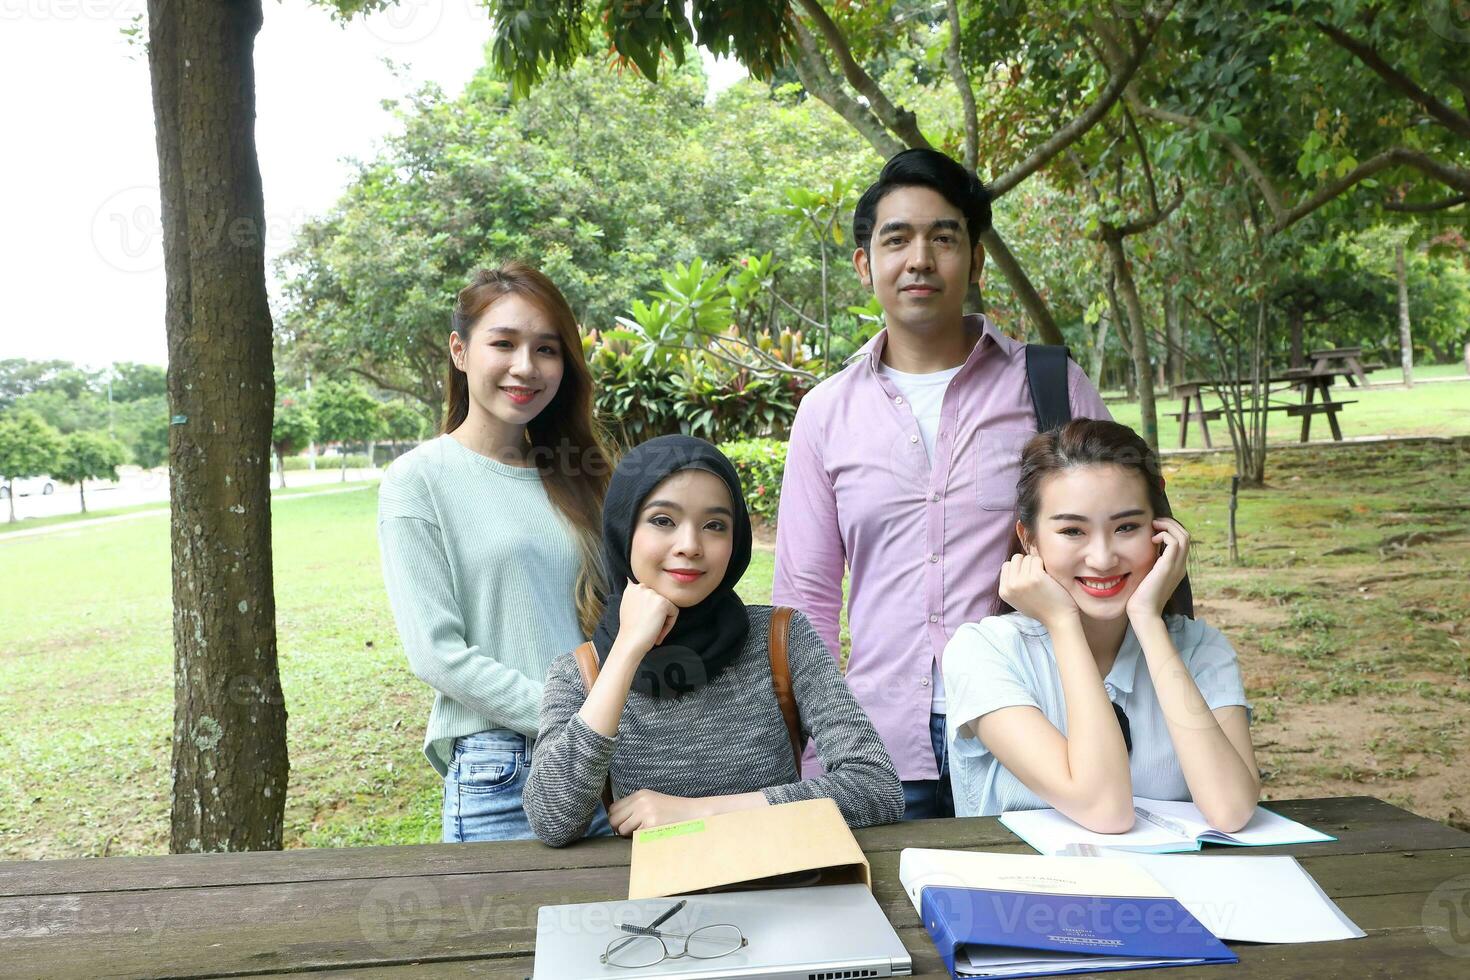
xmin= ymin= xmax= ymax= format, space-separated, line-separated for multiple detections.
xmin=772 ymin=315 xmax=1111 ymax=781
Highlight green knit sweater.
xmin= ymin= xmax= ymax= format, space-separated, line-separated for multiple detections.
xmin=377 ymin=434 xmax=586 ymax=776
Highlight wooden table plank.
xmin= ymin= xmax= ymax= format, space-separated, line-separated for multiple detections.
xmin=6 ymin=847 xmax=1466 ymax=979
xmin=211 ymin=902 xmax=1470 ymax=980
xmin=4 ymin=798 xmax=1468 ymax=980
xmin=5 ymin=797 xmax=1460 ymax=899
xmin=0 ymin=837 xmax=636 ymax=899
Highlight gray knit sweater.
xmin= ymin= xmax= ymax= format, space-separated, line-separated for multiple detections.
xmin=523 ymin=606 xmax=905 ymax=846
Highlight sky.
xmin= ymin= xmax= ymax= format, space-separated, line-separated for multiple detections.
xmin=0 ymin=0 xmax=745 ymax=371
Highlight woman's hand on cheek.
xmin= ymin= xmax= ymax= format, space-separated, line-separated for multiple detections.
xmin=613 ymin=580 xmax=679 ymax=659
xmin=608 ymin=789 xmax=707 ymax=836
xmin=999 ymin=552 xmax=1080 ymax=629
xmin=1126 ymin=518 xmax=1190 ymax=620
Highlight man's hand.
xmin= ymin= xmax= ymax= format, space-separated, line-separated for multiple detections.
xmin=608 ymin=789 xmax=710 ymax=836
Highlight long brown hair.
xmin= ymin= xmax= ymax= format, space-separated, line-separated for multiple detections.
xmin=995 ymin=418 xmax=1189 ymax=617
xmin=445 ymin=263 xmax=612 ymax=637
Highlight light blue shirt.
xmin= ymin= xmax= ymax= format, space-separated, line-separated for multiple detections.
xmin=942 ymin=612 xmax=1250 ymax=817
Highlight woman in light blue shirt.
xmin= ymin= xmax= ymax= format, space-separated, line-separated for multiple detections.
xmin=943 ymin=420 xmax=1259 ymax=833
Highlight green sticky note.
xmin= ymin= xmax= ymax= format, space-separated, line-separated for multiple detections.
xmin=636 ymin=820 xmax=706 ymax=843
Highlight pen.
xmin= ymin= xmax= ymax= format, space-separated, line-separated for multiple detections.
xmin=1134 ymin=806 xmax=1190 ymax=838
xmin=619 ymin=899 xmax=687 ymax=936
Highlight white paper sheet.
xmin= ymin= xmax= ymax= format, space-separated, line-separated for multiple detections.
xmin=1098 ymin=853 xmax=1365 ymax=944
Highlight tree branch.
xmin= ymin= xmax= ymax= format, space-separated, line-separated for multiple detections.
xmin=1123 ymin=103 xmax=1160 ymax=214
xmin=792 ymin=0 xmax=931 ymax=149
xmin=944 ymin=0 xmax=978 ymax=171
xmin=1315 ymin=20 xmax=1470 ymax=142
xmin=668 ymin=340 xmax=819 ymax=385
xmin=1129 ymin=97 xmax=1287 ymax=221
xmin=1114 ymin=179 xmax=1184 ymax=236
xmin=1273 ymin=147 xmax=1470 ymax=232
xmin=790 ymin=21 xmax=903 ymax=158
xmin=989 ymin=2 xmax=1175 ymax=198
xmin=1383 ymin=193 xmax=1469 ymax=212
xmin=346 ymin=365 xmax=437 ymax=408
xmin=979 ymin=227 xmax=1064 ymax=345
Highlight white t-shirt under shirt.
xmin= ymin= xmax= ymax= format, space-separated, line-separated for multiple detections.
xmin=941 ymin=612 xmax=1251 ymax=816
xmin=875 ymin=360 xmax=964 ymax=717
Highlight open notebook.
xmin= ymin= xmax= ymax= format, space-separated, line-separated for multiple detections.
xmin=1000 ymin=797 xmax=1336 ymax=855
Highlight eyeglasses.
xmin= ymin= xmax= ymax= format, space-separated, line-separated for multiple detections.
xmin=601 ymin=902 xmax=748 ymax=970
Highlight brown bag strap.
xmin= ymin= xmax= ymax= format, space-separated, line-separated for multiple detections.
xmin=767 ymin=606 xmax=804 ymax=778
xmin=573 ymin=641 xmax=616 ymax=816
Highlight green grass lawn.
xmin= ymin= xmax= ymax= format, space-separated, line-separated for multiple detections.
xmin=2 ymin=437 xmax=1467 ymax=859
xmin=1363 ymin=362 xmax=1467 ymax=384
xmin=0 ymin=479 xmax=382 ymax=536
xmin=1108 ymin=375 xmax=1469 ymax=444
xmin=0 ymin=485 xmax=784 ymax=859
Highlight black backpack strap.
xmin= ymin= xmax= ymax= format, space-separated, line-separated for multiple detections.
xmin=1025 ymin=343 xmax=1073 ymax=434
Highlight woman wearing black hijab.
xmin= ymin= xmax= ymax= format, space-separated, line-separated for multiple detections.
xmin=523 ymin=436 xmax=904 ymax=846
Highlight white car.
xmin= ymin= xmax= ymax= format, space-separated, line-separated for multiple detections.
xmin=0 ymin=475 xmax=56 ymax=498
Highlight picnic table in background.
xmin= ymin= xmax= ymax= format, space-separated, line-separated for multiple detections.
xmin=1169 ymin=367 xmax=1360 ymax=449
xmin=1307 ymin=347 xmax=1384 ymax=388
xmin=3 ymin=796 xmax=1468 ymax=978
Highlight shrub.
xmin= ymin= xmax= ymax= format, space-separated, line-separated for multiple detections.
xmin=281 ymin=454 xmax=370 ymax=471
xmin=719 ymin=438 xmax=787 ymax=521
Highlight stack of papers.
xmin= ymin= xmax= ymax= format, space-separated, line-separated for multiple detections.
xmin=1087 ymin=852 xmax=1364 ymax=944
xmin=1000 ymin=797 xmax=1336 ymax=855
xmin=959 ymin=945 xmax=1194 ymax=977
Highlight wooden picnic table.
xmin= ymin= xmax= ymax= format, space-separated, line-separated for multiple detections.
xmin=1170 ymin=371 xmax=1359 ymax=449
xmin=3 ymin=796 xmax=1468 ymax=978
xmin=1307 ymin=347 xmax=1375 ymax=387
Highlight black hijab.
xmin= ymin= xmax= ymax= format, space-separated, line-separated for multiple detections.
xmin=592 ymin=436 xmax=752 ymax=699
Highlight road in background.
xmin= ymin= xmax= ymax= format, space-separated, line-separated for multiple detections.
xmin=5 ymin=465 xmax=382 ymax=522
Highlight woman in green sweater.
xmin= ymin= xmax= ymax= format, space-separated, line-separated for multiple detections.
xmin=378 ymin=263 xmax=613 ymax=842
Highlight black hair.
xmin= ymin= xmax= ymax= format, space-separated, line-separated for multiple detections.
xmin=852 ymin=148 xmax=993 ymax=254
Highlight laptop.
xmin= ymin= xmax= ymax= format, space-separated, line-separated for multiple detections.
xmin=532 ymin=883 xmax=913 ymax=979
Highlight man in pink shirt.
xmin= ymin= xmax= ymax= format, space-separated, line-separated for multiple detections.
xmin=772 ymin=149 xmax=1111 ymax=819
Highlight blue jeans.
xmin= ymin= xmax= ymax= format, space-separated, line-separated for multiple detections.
xmin=900 ymin=713 xmax=954 ymax=820
xmin=442 ymin=729 xmax=613 ymax=843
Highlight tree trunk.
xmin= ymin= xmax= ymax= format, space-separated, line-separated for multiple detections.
xmin=276 ymin=449 xmax=286 ymax=489
xmin=979 ymin=228 xmax=1065 ymax=345
xmin=79 ymin=481 xmax=87 ymax=515
xmin=1090 ymin=312 xmax=1111 ymax=383
xmin=1165 ymin=289 xmax=1183 ymax=387
xmin=340 ymin=449 xmax=347 ymax=482
xmin=1396 ymin=240 xmax=1414 ymax=388
xmin=5 ymin=482 xmax=13 ymax=523
xmin=1105 ymin=236 xmax=1159 ymax=450
xmin=148 ymin=0 xmax=288 ymax=854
